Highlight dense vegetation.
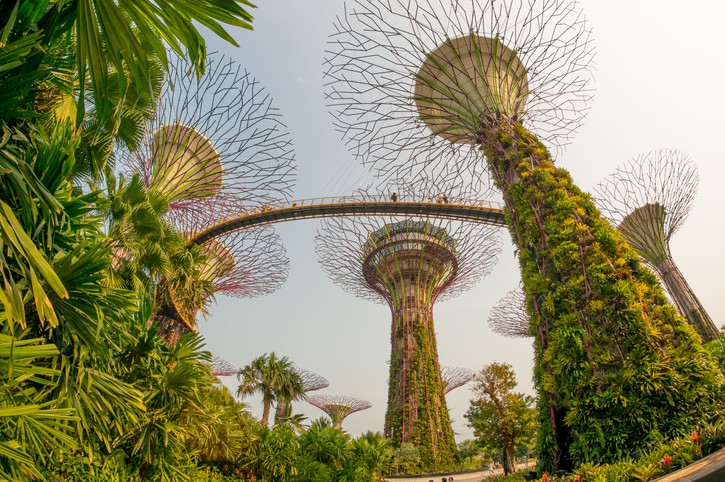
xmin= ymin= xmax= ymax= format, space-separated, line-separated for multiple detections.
xmin=466 ymin=362 xmax=537 ymax=475
xmin=1 ymin=1 xmax=723 ymax=480
xmin=479 ymin=119 xmax=725 ymax=471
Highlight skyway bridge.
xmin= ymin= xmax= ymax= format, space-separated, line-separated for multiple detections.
xmin=191 ymin=195 xmax=508 ymax=244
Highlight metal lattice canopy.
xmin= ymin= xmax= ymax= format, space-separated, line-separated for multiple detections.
xmin=211 ymin=356 xmax=238 ymax=377
xmin=593 ymin=149 xmax=719 ymax=342
xmin=315 ymin=183 xmax=502 ymax=306
xmin=488 ymin=286 xmax=531 ymax=338
xmin=120 ymin=54 xmax=296 ymax=232
xmin=324 ymin=0 xmax=595 ymax=189
xmin=441 ymin=366 xmax=476 ymax=394
xmin=297 ymin=369 xmax=330 ymax=393
xmin=306 ymin=394 xmax=372 ymax=429
xmin=593 ymin=149 xmax=697 ymax=266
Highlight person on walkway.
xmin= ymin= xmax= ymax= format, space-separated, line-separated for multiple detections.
xmin=391 ymin=192 xmax=398 ymax=202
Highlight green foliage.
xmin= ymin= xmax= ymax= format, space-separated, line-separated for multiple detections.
xmin=237 ymin=352 xmax=305 ymax=427
xmin=0 ymin=332 xmax=76 ymax=481
xmin=385 ymin=310 xmax=456 ymax=468
xmin=704 ymin=328 xmax=725 ymax=374
xmin=465 ymin=362 xmax=537 ymax=475
xmin=479 ymin=120 xmax=725 ymax=469
xmin=391 ymin=442 xmax=421 ymax=474
xmin=572 ymin=419 xmax=725 ymax=481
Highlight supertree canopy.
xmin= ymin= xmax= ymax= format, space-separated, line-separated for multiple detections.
xmin=123 ymin=54 xmax=296 ymax=228
xmin=305 ymin=395 xmax=372 ymax=430
xmin=299 ymin=369 xmax=330 ymax=393
xmin=325 ymin=0 xmax=594 ymax=189
xmin=274 ymin=368 xmax=330 ymax=424
xmin=117 ymin=55 xmax=294 ymax=336
xmin=211 ymin=356 xmax=238 ymax=377
xmin=488 ymin=286 xmax=531 ymax=338
xmin=593 ymin=149 xmax=719 ymax=342
xmin=168 ymin=228 xmax=289 ymax=331
xmin=441 ymin=366 xmax=476 ymax=394
xmin=315 ymin=190 xmax=502 ymax=466
xmin=324 ymin=0 xmax=723 ymax=471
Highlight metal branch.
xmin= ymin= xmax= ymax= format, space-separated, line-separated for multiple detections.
xmin=315 ymin=183 xmax=503 ymax=306
xmin=324 ymin=0 xmax=595 ymax=189
xmin=297 ymin=369 xmax=330 ymax=393
xmin=211 ymin=356 xmax=238 ymax=377
xmin=441 ymin=365 xmax=476 ymax=394
xmin=120 ymin=54 xmax=297 ymax=232
xmin=593 ymin=149 xmax=718 ymax=342
xmin=305 ymin=394 xmax=372 ymax=429
xmin=488 ymin=286 xmax=531 ymax=338
xmin=197 ymin=227 xmax=289 ymax=299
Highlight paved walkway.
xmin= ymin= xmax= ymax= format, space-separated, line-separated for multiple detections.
xmin=387 ymin=462 xmax=532 ymax=482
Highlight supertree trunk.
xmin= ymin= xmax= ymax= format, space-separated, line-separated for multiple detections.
xmin=479 ymin=118 xmax=722 ymax=470
xmin=385 ymin=302 xmax=456 ymax=467
xmin=656 ymin=258 xmax=720 ymax=342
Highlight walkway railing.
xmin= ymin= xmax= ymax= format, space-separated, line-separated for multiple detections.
xmin=191 ymin=195 xmax=507 ymax=244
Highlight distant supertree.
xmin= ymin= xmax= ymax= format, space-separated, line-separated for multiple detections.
xmin=299 ymin=369 xmax=330 ymax=393
xmin=324 ymin=0 xmax=722 ymax=471
xmin=211 ymin=356 xmax=238 ymax=377
xmin=274 ymin=369 xmax=330 ymax=424
xmin=306 ymin=395 xmax=372 ymax=429
xmin=488 ymin=287 xmax=531 ymax=338
xmin=117 ymin=55 xmax=294 ymax=336
xmin=441 ymin=366 xmax=476 ymax=394
xmin=593 ymin=149 xmax=719 ymax=342
xmin=316 ymin=187 xmax=502 ymax=466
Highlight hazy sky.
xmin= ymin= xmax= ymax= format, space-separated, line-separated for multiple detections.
xmin=199 ymin=1 xmax=725 ymax=441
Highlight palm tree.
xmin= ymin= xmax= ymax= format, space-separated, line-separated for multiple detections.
xmin=236 ymin=353 xmax=305 ymax=427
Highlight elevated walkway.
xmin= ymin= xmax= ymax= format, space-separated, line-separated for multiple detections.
xmin=191 ymin=195 xmax=507 ymax=244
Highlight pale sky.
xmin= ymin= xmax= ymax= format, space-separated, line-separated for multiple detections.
xmin=199 ymin=1 xmax=725 ymax=442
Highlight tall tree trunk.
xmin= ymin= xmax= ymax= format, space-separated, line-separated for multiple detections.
xmin=502 ymin=441 xmax=516 ymax=475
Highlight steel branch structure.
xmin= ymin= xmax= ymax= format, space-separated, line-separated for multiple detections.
xmin=299 ymin=369 xmax=330 ymax=393
xmin=488 ymin=286 xmax=531 ymax=338
xmin=323 ymin=0 xmax=722 ymax=471
xmin=121 ymin=55 xmax=296 ymax=230
xmin=324 ymin=0 xmax=594 ymax=189
xmin=211 ymin=356 xmax=238 ymax=377
xmin=593 ymin=149 xmax=719 ymax=342
xmin=315 ymin=187 xmax=501 ymax=465
xmin=441 ymin=366 xmax=476 ymax=394
xmin=306 ymin=395 xmax=372 ymax=430
xmin=116 ymin=55 xmax=294 ymax=336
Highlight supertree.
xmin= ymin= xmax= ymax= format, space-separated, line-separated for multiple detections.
xmin=315 ymin=189 xmax=502 ymax=466
xmin=488 ymin=287 xmax=531 ymax=338
xmin=441 ymin=366 xmax=476 ymax=394
xmin=274 ymin=369 xmax=330 ymax=424
xmin=305 ymin=394 xmax=372 ymax=430
xmin=165 ymin=228 xmax=289 ymax=333
xmin=324 ymin=0 xmax=723 ymax=470
xmin=211 ymin=356 xmax=238 ymax=377
xmin=117 ymin=55 xmax=294 ymax=337
xmin=593 ymin=149 xmax=720 ymax=342
xmin=122 ymin=54 xmax=296 ymax=228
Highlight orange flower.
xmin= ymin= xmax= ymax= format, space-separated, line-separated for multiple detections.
xmin=573 ymin=475 xmax=582 ymax=482
xmin=662 ymin=454 xmax=671 ymax=465
xmin=691 ymin=432 xmax=699 ymax=443
xmin=541 ymin=473 xmax=551 ymax=482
